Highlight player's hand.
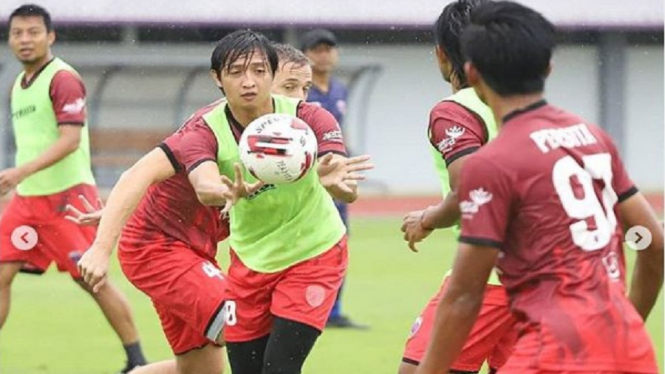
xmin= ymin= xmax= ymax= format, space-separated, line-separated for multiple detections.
xmin=65 ymin=195 xmax=104 ymax=226
xmin=317 ymin=154 xmax=373 ymax=194
xmin=0 ymin=167 xmax=27 ymax=196
xmin=219 ymin=163 xmax=264 ymax=214
xmin=401 ymin=209 xmax=434 ymax=252
xmin=77 ymin=245 xmax=111 ymax=293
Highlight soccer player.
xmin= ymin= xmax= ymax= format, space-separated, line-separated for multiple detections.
xmin=415 ymin=2 xmax=663 ymax=373
xmin=0 ymin=5 xmax=146 ymax=373
xmin=65 ymin=43 xmax=312 ymax=227
xmin=271 ymin=43 xmax=313 ymax=100
xmin=301 ymin=28 xmax=367 ymax=329
xmin=77 ymin=30 xmax=371 ymax=374
xmin=399 ymin=2 xmax=517 ymax=373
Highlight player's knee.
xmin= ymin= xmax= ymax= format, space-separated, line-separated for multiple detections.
xmin=0 ymin=263 xmax=21 ymax=288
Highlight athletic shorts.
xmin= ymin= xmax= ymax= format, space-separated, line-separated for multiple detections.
xmin=119 ymin=238 xmax=228 ymax=355
xmin=223 ymin=236 xmax=348 ymax=343
xmin=403 ymin=276 xmax=518 ymax=372
xmin=0 ymin=184 xmax=98 ymax=277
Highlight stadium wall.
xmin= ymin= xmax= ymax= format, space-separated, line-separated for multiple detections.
xmin=0 ymin=42 xmax=662 ymax=194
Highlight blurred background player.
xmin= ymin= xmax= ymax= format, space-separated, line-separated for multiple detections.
xmin=300 ymin=28 xmax=368 ymax=330
xmin=271 ymin=43 xmax=313 ymax=100
xmin=416 ymin=2 xmax=663 ymax=373
xmin=0 ymin=4 xmax=146 ymax=373
xmin=399 ymin=1 xmax=517 ymax=373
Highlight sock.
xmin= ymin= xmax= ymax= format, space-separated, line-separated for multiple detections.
xmin=124 ymin=341 xmax=147 ymax=366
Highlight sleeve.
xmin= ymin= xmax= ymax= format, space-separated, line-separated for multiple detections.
xmin=49 ymin=70 xmax=87 ymax=125
xmin=429 ymin=102 xmax=487 ymax=166
xmin=297 ymin=102 xmax=348 ymax=157
xmin=160 ymin=118 xmax=218 ymax=174
xmin=603 ymin=133 xmax=637 ymax=202
xmin=458 ymin=154 xmax=514 ymax=248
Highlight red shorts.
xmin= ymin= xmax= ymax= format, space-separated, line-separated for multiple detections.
xmin=223 ymin=236 xmax=348 ymax=343
xmin=403 ymin=277 xmax=518 ymax=372
xmin=0 ymin=184 xmax=98 ymax=277
xmin=119 ymin=238 xmax=228 ymax=355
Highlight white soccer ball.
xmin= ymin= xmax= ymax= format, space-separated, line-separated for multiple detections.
xmin=239 ymin=113 xmax=318 ymax=185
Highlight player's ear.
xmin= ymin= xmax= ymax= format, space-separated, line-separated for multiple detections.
xmin=435 ymin=45 xmax=447 ymax=65
xmin=545 ymin=60 xmax=553 ymax=78
xmin=209 ymin=69 xmax=223 ymax=89
xmin=47 ymin=30 xmax=56 ymax=46
xmin=464 ymin=61 xmax=479 ymax=87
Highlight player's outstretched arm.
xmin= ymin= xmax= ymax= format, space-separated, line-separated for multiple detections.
xmin=620 ymin=192 xmax=664 ymax=321
xmin=78 ymin=148 xmax=176 ymax=292
xmin=189 ymin=162 xmax=263 ymax=213
xmin=317 ymin=153 xmax=373 ymax=203
xmin=414 ymin=243 xmax=498 ymax=374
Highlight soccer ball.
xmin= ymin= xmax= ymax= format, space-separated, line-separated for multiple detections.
xmin=238 ymin=113 xmax=318 ymax=184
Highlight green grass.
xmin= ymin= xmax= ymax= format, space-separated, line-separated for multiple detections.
xmin=1 ymin=218 xmax=662 ymax=373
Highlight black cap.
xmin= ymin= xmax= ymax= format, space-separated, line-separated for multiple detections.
xmin=300 ymin=29 xmax=338 ymax=51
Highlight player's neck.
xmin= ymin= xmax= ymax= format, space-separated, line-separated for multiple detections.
xmin=312 ymin=72 xmax=331 ymax=93
xmin=23 ymin=53 xmax=53 ymax=81
xmin=228 ymin=99 xmax=274 ymax=127
xmin=490 ymin=93 xmax=544 ymax=126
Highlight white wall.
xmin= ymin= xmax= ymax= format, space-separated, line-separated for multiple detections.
xmin=625 ymin=46 xmax=664 ymax=191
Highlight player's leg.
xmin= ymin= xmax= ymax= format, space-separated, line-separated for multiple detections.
xmin=0 ymin=194 xmax=51 ymax=329
xmin=75 ymin=277 xmax=146 ymax=370
xmin=119 ymin=241 xmax=229 ymax=374
xmin=399 ymin=281 xmax=445 ymax=374
xmin=226 ymin=335 xmax=270 ymax=374
xmin=36 ymin=185 xmax=147 ymax=371
xmin=0 ymin=262 xmax=23 ymax=329
xmin=129 ymin=344 xmax=225 ymax=374
xmin=266 ymin=236 xmax=349 ymax=372
xmin=223 ymin=250 xmax=276 ymax=374
xmin=262 ymin=317 xmax=320 ymax=374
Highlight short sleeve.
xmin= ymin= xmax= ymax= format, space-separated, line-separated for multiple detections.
xmin=604 ymin=134 xmax=637 ymax=202
xmin=297 ymin=102 xmax=347 ymax=156
xmin=50 ymin=70 xmax=87 ymax=125
xmin=458 ymin=153 xmax=514 ymax=248
xmin=160 ymin=118 xmax=218 ymax=173
xmin=429 ymin=101 xmax=487 ymax=166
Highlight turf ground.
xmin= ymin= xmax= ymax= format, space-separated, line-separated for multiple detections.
xmin=0 ymin=217 xmax=662 ymax=374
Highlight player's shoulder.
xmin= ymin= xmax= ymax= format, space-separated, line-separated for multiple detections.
xmin=179 ymin=99 xmax=224 ymax=131
xmin=430 ymin=100 xmax=485 ymax=132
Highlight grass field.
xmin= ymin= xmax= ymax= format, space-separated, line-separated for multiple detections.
xmin=0 ymin=218 xmax=663 ymax=374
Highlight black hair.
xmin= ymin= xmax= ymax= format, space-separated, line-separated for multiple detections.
xmin=461 ymin=1 xmax=555 ymax=96
xmin=434 ymin=0 xmax=488 ymax=88
xmin=9 ymin=4 xmax=52 ymax=32
xmin=272 ymin=43 xmax=310 ymax=69
xmin=210 ymin=30 xmax=279 ymax=79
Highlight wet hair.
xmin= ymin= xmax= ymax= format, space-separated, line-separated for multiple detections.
xmin=9 ymin=4 xmax=52 ymax=32
xmin=272 ymin=43 xmax=311 ymax=69
xmin=461 ymin=1 xmax=556 ymax=96
xmin=434 ymin=0 xmax=488 ymax=87
xmin=210 ymin=29 xmax=279 ymax=79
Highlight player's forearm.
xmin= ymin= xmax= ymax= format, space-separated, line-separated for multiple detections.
xmin=417 ymin=292 xmax=483 ymax=374
xmin=421 ymin=190 xmax=461 ymax=229
xmin=629 ymin=242 xmax=664 ymax=320
xmin=92 ymin=169 xmax=153 ymax=253
xmin=194 ymin=182 xmax=229 ymax=206
xmin=18 ymin=135 xmax=79 ymax=177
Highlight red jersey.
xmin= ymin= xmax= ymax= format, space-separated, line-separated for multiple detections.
xmin=120 ymin=100 xmax=345 ymax=260
xmin=429 ymin=101 xmax=488 ymax=165
xmin=458 ymin=101 xmax=657 ymax=372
